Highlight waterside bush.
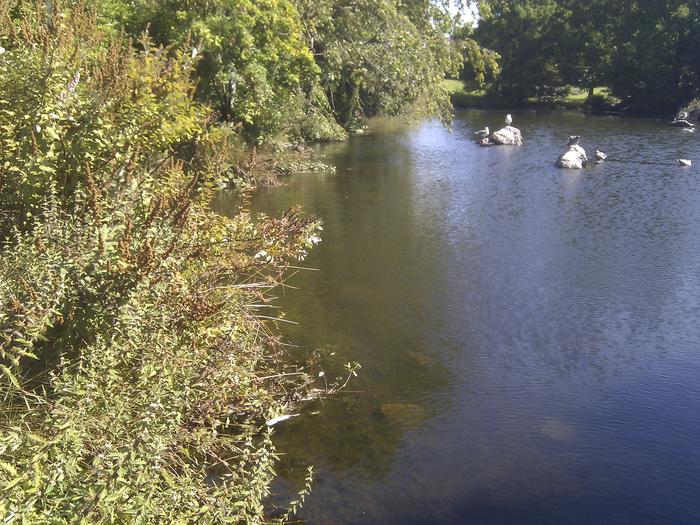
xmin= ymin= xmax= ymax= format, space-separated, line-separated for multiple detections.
xmin=0 ymin=2 xmax=322 ymax=522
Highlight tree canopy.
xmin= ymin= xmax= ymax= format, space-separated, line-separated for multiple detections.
xmin=472 ymin=0 xmax=700 ymax=111
xmin=98 ymin=0 xmax=470 ymax=141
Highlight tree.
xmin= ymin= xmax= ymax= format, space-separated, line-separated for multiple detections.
xmin=604 ymin=0 xmax=700 ymax=111
xmin=474 ymin=0 xmax=700 ymax=110
xmin=475 ymin=0 xmax=569 ymax=101
xmin=101 ymin=0 xmax=327 ymax=141
xmin=451 ymin=22 xmax=500 ymax=90
xmin=294 ymin=0 xmax=460 ymax=127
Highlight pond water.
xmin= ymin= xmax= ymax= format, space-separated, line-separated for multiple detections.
xmin=214 ymin=110 xmax=700 ymax=524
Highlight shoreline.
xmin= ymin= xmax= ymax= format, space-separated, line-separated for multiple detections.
xmin=445 ymin=80 xmax=680 ymax=120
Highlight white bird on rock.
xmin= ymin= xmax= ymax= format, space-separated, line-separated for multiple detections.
xmin=505 ymin=114 xmax=513 ymax=126
xmin=473 ymin=126 xmax=490 ymax=138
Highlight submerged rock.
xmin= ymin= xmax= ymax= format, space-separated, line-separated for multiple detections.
xmin=407 ymin=349 xmax=434 ymax=367
xmin=380 ymin=403 xmax=426 ymax=426
xmin=491 ymin=125 xmax=523 ymax=145
xmin=541 ymin=419 xmax=576 ymax=441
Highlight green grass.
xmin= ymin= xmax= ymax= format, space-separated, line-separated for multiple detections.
xmin=561 ymin=86 xmax=610 ymax=104
xmin=443 ymin=79 xmax=618 ymax=110
xmin=526 ymin=87 xmax=613 ymax=107
xmin=443 ymin=79 xmax=486 ymax=107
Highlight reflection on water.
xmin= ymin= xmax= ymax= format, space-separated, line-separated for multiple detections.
xmin=213 ymin=110 xmax=700 ymax=524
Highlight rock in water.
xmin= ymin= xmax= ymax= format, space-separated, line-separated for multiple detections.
xmin=557 ymin=145 xmax=587 ymax=169
xmin=557 ymin=136 xmax=588 ymax=169
xmin=491 ymin=126 xmax=523 ymax=145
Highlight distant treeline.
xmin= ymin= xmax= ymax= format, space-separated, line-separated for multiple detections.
xmin=468 ymin=0 xmax=700 ymax=113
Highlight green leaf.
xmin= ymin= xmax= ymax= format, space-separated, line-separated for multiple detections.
xmin=0 ymin=461 xmax=18 ymax=477
xmin=0 ymin=365 xmax=21 ymax=388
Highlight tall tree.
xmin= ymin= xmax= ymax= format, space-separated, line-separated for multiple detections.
xmin=101 ymin=0 xmax=326 ymax=140
xmin=475 ymin=0 xmax=569 ymax=101
xmin=294 ymin=0 xmax=460 ymax=127
xmin=475 ymin=0 xmax=700 ymax=110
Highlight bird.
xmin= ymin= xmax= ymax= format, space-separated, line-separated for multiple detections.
xmin=473 ymin=126 xmax=489 ymax=138
xmin=505 ymin=114 xmax=513 ymax=126
xmin=595 ymin=149 xmax=607 ymax=161
xmin=678 ymin=159 xmax=692 ymax=166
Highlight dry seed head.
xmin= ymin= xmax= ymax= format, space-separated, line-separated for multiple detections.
xmin=146 ymin=194 xmax=163 ymax=227
xmin=172 ymin=200 xmax=191 ymax=228
xmin=125 ymin=143 xmax=141 ymax=179
xmin=136 ymin=239 xmax=155 ymax=271
xmin=33 ymin=236 xmax=46 ymax=252
xmin=98 ymin=228 xmax=106 ymax=256
xmin=83 ymin=164 xmax=102 ymax=221
xmin=118 ymin=217 xmax=133 ymax=259
xmin=8 ymin=296 xmax=25 ymax=315
xmin=30 ymin=131 xmax=38 ymax=156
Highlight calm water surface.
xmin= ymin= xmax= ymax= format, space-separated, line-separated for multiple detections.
xmin=216 ymin=110 xmax=700 ymax=524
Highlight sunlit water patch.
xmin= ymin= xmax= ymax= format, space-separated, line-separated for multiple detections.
xmin=214 ymin=109 xmax=700 ymax=524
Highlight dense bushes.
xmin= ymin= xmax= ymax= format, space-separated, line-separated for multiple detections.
xmin=0 ymin=2 xmax=322 ymax=522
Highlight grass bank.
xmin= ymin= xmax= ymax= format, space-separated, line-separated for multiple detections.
xmin=444 ymin=79 xmax=620 ymax=113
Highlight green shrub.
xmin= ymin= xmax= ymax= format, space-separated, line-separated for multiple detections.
xmin=0 ymin=2 xmax=322 ymax=522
